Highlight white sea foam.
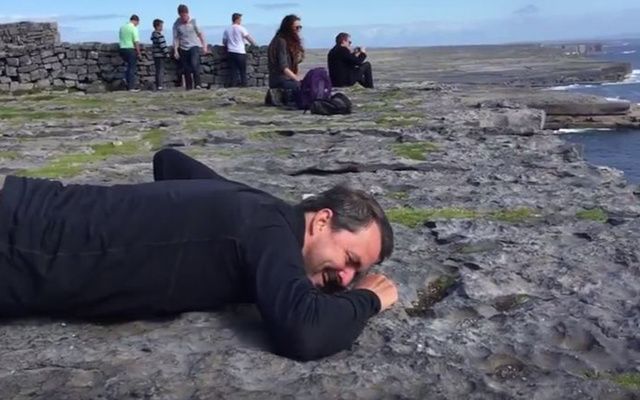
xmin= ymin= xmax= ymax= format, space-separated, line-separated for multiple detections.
xmin=597 ymin=70 xmax=640 ymax=86
xmin=546 ymin=84 xmax=595 ymax=91
xmin=621 ymin=50 xmax=637 ymax=55
xmin=557 ymin=128 xmax=613 ymax=133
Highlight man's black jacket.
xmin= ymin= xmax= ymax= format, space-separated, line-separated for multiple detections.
xmin=0 ymin=149 xmax=380 ymax=360
xmin=327 ymin=45 xmax=367 ymax=87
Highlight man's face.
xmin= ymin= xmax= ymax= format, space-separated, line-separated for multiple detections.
xmin=179 ymin=12 xmax=190 ymax=23
xmin=132 ymin=20 xmax=139 ymax=27
xmin=342 ymin=36 xmax=352 ymax=48
xmin=303 ymin=209 xmax=382 ymax=292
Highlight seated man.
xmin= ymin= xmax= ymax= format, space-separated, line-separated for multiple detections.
xmin=327 ymin=32 xmax=374 ymax=89
xmin=0 ymin=149 xmax=397 ymax=361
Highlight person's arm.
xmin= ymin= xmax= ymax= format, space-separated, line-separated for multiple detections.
xmin=243 ymin=27 xmax=257 ymax=46
xmin=193 ymin=19 xmax=208 ymax=53
xmin=172 ymin=22 xmax=180 ymax=59
xmin=152 ymin=148 xmax=227 ymax=181
xmin=276 ymin=38 xmax=299 ymax=81
xmin=134 ymin=28 xmax=141 ymax=58
xmin=246 ymin=222 xmax=383 ymax=361
xmin=160 ymin=33 xmax=169 ymax=56
xmin=341 ymin=47 xmax=365 ymax=66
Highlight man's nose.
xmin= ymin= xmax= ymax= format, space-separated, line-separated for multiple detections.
xmin=338 ymin=268 xmax=356 ymax=287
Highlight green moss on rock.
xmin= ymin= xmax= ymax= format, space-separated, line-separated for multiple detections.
xmin=576 ymin=208 xmax=607 ymax=222
xmin=392 ymin=142 xmax=438 ymax=161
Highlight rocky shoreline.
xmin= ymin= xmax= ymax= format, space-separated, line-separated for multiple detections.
xmin=0 ymin=45 xmax=639 ymax=399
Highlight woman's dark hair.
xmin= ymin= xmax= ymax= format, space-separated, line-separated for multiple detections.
xmin=273 ymin=14 xmax=304 ymax=73
xmin=298 ymin=185 xmax=394 ymax=263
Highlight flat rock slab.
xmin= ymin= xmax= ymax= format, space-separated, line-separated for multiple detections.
xmin=0 ymin=78 xmax=639 ymax=398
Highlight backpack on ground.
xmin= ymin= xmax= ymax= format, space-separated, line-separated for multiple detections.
xmin=297 ymin=67 xmax=332 ymax=110
xmin=309 ymin=92 xmax=352 ymax=115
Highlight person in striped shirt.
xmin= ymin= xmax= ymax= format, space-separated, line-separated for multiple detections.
xmin=151 ymin=19 xmax=170 ymax=90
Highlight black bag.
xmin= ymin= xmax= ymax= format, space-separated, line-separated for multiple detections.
xmin=309 ymin=93 xmax=352 ymax=115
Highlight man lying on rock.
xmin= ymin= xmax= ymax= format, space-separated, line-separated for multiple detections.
xmin=0 ymin=148 xmax=398 ymax=361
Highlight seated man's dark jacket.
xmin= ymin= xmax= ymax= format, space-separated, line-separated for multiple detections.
xmin=327 ymin=45 xmax=367 ymax=87
xmin=0 ymin=149 xmax=380 ymax=361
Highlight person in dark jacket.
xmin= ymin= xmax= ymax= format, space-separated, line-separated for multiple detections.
xmin=0 ymin=149 xmax=397 ymax=361
xmin=327 ymin=32 xmax=374 ymax=88
xmin=267 ymin=14 xmax=305 ymax=90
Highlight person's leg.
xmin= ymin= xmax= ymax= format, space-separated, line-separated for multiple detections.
xmin=153 ymin=148 xmax=227 ymax=181
xmin=180 ymin=49 xmax=193 ymax=90
xmin=129 ymin=49 xmax=138 ymax=90
xmin=154 ymin=58 xmax=162 ymax=89
xmin=128 ymin=50 xmax=138 ymax=90
xmin=239 ymin=53 xmax=248 ymax=87
xmin=190 ymin=47 xmax=202 ymax=88
xmin=227 ymin=52 xmax=238 ymax=87
xmin=119 ymin=49 xmax=130 ymax=89
xmin=279 ymin=79 xmax=300 ymax=105
xmin=358 ymin=62 xmax=374 ymax=89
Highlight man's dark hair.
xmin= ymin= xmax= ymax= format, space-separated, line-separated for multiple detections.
xmin=335 ymin=32 xmax=350 ymax=45
xmin=298 ymin=185 xmax=394 ymax=263
xmin=178 ymin=4 xmax=189 ymax=14
xmin=232 ymin=13 xmax=242 ymax=23
xmin=130 ymin=15 xmax=140 ymax=22
xmin=153 ymin=19 xmax=163 ymax=29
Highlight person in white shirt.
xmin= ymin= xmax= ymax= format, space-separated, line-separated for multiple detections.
xmin=223 ymin=13 xmax=258 ymax=87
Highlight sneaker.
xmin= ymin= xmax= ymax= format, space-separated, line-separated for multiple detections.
xmin=128 ymin=88 xmax=141 ymax=93
xmin=157 ymin=86 xmax=164 ymax=91
xmin=194 ymin=85 xmax=203 ymax=90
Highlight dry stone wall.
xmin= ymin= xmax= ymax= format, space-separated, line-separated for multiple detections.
xmin=0 ymin=22 xmax=59 ymax=46
xmin=0 ymin=22 xmax=268 ymax=92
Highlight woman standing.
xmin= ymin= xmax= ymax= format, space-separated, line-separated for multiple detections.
xmin=268 ymin=15 xmax=305 ymax=90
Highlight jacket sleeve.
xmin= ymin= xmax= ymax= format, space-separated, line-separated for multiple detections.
xmin=152 ymin=148 xmax=228 ymax=181
xmin=245 ymin=220 xmax=381 ymax=361
xmin=340 ymin=47 xmax=366 ymax=66
xmin=276 ymin=38 xmax=289 ymax=72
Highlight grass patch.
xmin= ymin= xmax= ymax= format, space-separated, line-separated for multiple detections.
xmin=273 ymin=147 xmax=293 ymax=157
xmin=583 ymin=371 xmax=640 ymax=391
xmin=58 ymin=97 xmax=106 ymax=108
xmin=248 ymin=130 xmax=281 ymax=141
xmin=387 ymin=206 xmax=538 ymax=228
xmin=376 ymin=115 xmax=423 ymax=128
xmin=389 ymin=191 xmax=409 ymax=201
xmin=0 ymin=107 xmax=72 ymax=120
xmin=392 ymin=142 xmax=438 ymax=161
xmin=387 ymin=207 xmax=479 ymax=228
xmin=141 ymin=129 xmax=168 ymax=150
xmin=611 ymin=372 xmax=640 ymax=390
xmin=0 ymin=150 xmax=19 ymax=160
xmin=18 ymin=131 xmax=168 ymax=179
xmin=576 ymin=208 xmax=607 ymax=223
xmin=184 ymin=110 xmax=235 ymax=131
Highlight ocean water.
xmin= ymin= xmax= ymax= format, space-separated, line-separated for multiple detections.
xmin=557 ymin=40 xmax=640 ymax=184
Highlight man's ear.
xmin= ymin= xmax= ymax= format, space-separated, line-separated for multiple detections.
xmin=311 ymin=208 xmax=334 ymax=235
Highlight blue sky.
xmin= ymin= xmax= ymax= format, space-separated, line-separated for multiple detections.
xmin=1 ymin=0 xmax=640 ymax=47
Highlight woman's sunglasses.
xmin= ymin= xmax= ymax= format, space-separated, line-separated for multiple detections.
xmin=294 ymin=25 xmax=303 ymax=31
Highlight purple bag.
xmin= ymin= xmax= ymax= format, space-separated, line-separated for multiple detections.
xmin=297 ymin=67 xmax=332 ymax=110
